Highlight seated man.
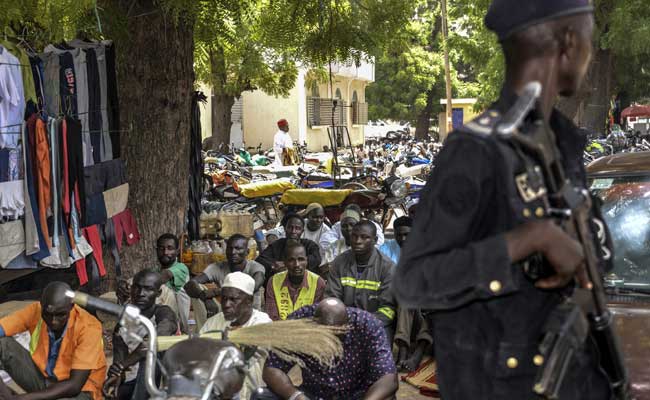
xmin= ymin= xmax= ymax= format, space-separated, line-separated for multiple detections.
xmin=265 ymin=243 xmax=326 ymax=321
xmin=257 ymin=213 xmax=321 ymax=279
xmin=324 ymin=204 xmax=385 ymax=246
xmin=155 ymin=233 xmax=191 ymax=333
xmin=185 ymin=234 xmax=265 ymax=330
xmin=326 ymin=221 xmax=396 ymax=338
xmin=395 ymin=308 xmax=432 ymax=372
xmin=256 ymin=298 xmax=398 ymax=400
xmin=0 ymin=282 xmax=106 ymax=400
xmin=300 ymin=203 xmax=332 ymax=260
xmin=378 ymin=216 xmax=412 ymax=264
xmin=379 ymin=216 xmax=432 ymax=372
xmin=105 ymin=270 xmax=178 ymax=400
xmin=200 ymin=272 xmax=272 ymax=400
xmin=323 ymin=209 xmax=360 ymax=264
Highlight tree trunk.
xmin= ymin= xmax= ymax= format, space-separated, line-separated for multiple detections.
xmin=415 ymin=90 xmax=435 ymax=140
xmin=556 ymin=48 xmax=615 ymax=136
xmin=211 ymin=91 xmax=235 ymax=148
xmin=108 ymin=1 xmax=195 ymax=279
xmin=207 ymin=45 xmax=235 ymax=148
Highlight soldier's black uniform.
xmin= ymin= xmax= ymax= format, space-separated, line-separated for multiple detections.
xmin=393 ymin=1 xmax=622 ymax=397
xmin=394 ymin=86 xmax=614 ymax=399
xmin=392 ymin=1 xmax=618 ymax=397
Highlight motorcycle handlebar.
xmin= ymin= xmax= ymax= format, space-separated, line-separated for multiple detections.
xmin=65 ymin=290 xmax=125 ymax=317
xmin=65 ymin=290 xmax=165 ymax=399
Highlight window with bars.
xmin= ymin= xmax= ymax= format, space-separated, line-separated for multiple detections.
xmin=352 ymin=101 xmax=368 ymax=125
xmin=307 ymin=97 xmax=347 ymax=127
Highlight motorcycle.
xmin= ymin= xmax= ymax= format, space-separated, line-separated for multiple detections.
xmin=66 ymin=291 xmax=345 ymax=400
xmin=66 ymin=291 xmax=251 ymax=400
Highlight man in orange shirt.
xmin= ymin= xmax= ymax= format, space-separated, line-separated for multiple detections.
xmin=0 ymin=282 xmax=106 ymax=400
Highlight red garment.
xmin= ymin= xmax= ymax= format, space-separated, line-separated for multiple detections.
xmin=113 ymin=209 xmax=140 ymax=250
xmin=75 ymin=257 xmax=88 ymax=286
xmin=61 ymin=119 xmax=71 ymax=215
xmin=83 ymin=225 xmax=106 ymax=277
xmin=35 ymin=118 xmax=51 ymax=249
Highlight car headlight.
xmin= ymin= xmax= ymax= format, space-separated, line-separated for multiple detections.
xmin=390 ymin=179 xmax=408 ymax=198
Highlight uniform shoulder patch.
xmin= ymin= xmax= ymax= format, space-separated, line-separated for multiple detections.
xmin=459 ymin=109 xmax=502 ymax=137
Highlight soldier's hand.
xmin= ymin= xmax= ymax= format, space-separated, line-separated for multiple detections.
xmin=536 ymin=221 xmax=588 ymax=290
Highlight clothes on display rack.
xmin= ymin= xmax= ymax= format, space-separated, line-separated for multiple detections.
xmin=0 ymin=45 xmax=25 ymax=150
xmin=0 ymin=180 xmax=24 ymax=219
xmin=0 ymin=40 xmax=36 ymax=104
xmin=0 ymin=36 xmax=130 ymax=285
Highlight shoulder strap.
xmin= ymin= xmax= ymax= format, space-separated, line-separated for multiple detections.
xmin=461 ymin=109 xmax=503 ymax=137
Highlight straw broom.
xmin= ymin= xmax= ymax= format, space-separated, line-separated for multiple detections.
xmin=157 ymin=319 xmax=346 ymax=367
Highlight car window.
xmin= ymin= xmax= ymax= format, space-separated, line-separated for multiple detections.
xmin=590 ymin=176 xmax=650 ymax=288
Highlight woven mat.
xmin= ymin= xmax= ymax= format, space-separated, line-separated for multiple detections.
xmin=400 ymin=357 xmax=439 ymax=398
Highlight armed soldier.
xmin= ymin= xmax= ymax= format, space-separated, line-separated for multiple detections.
xmin=394 ymin=1 xmax=626 ymax=399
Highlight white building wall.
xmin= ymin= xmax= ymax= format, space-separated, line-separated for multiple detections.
xmin=241 ymin=87 xmax=299 ymax=150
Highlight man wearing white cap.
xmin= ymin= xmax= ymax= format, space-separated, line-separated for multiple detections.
xmin=200 ymin=272 xmax=271 ymax=400
xmin=200 ymin=272 xmax=272 ymax=332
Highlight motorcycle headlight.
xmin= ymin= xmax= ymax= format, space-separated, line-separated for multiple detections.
xmin=390 ymin=179 xmax=408 ymax=198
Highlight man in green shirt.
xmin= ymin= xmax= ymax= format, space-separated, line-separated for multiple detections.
xmin=155 ymin=233 xmax=190 ymax=333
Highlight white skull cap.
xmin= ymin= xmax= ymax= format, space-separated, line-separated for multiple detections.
xmin=222 ymin=272 xmax=255 ymax=296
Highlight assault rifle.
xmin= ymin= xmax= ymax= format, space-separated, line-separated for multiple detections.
xmin=496 ymin=81 xmax=629 ymax=399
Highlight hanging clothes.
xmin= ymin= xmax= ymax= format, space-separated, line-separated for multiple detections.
xmin=67 ymin=39 xmax=113 ymax=162
xmin=40 ymin=118 xmax=62 ymax=266
xmin=20 ymin=122 xmax=40 ymax=257
xmin=65 ymin=116 xmax=87 ymax=224
xmin=29 ymin=55 xmax=44 ymax=110
xmin=0 ymin=180 xmax=24 ymax=219
xmin=40 ymin=52 xmax=60 ymax=117
xmin=0 ymin=40 xmax=36 ymax=104
xmin=0 ymin=45 xmax=25 ymax=149
xmin=188 ymin=92 xmax=205 ymax=240
xmin=0 ymin=220 xmax=25 ymax=268
xmin=0 ymin=38 xmax=124 ymax=281
xmin=24 ymin=115 xmax=49 ymax=261
xmin=34 ymin=117 xmax=52 ymax=249
xmin=44 ymin=45 xmax=95 ymax=167
xmin=104 ymin=41 xmax=120 ymax=158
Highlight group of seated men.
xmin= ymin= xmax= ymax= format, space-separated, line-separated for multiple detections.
xmin=0 ymin=202 xmax=428 ymax=400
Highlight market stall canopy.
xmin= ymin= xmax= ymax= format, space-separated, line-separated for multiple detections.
xmin=621 ymin=104 xmax=650 ymax=120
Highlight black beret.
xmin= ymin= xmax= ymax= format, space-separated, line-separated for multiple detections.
xmin=485 ymin=0 xmax=594 ymax=41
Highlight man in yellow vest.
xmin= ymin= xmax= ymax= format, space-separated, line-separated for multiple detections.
xmin=265 ymin=243 xmax=326 ymax=321
xmin=0 ymin=282 xmax=106 ymax=400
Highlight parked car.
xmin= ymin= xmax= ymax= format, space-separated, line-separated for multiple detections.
xmin=587 ymin=151 xmax=650 ymax=398
xmin=365 ymin=120 xmax=411 ymax=139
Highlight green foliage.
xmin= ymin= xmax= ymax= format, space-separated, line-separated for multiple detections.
xmin=193 ymin=0 xmax=297 ymax=98
xmin=259 ymin=0 xmax=418 ymax=66
xmin=0 ymin=0 xmax=96 ymax=48
xmin=601 ymin=0 xmax=650 ymax=99
xmin=452 ymin=0 xmax=650 ymax=107
xmin=448 ymin=0 xmax=501 ymax=109
xmin=366 ymin=0 xmax=483 ymax=123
